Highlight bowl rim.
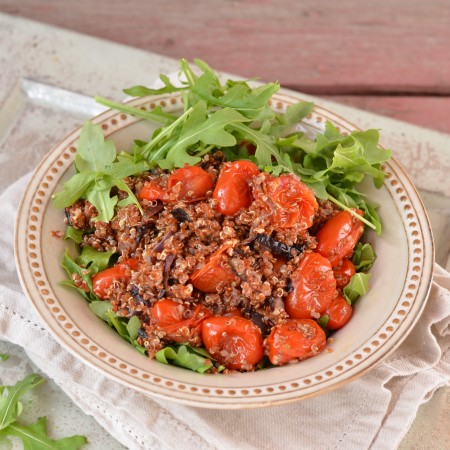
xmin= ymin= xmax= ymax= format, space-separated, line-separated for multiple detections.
xmin=14 ymin=91 xmax=434 ymax=408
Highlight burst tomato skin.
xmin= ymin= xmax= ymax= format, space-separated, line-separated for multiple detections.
xmin=324 ymin=295 xmax=353 ymax=330
xmin=258 ymin=173 xmax=318 ymax=230
xmin=168 ymin=165 xmax=214 ymax=202
xmin=151 ymin=299 xmax=212 ymax=343
xmin=266 ymin=319 xmax=326 ymax=365
xmin=202 ymin=316 xmax=264 ymax=370
xmin=139 ymin=182 xmax=165 ymax=201
xmin=333 ymin=259 xmax=356 ymax=289
xmin=285 ymin=252 xmax=336 ymax=319
xmin=190 ymin=260 xmax=236 ymax=293
xmin=190 ymin=242 xmax=237 ymax=293
xmin=92 ymin=259 xmax=140 ymax=299
xmin=213 ymin=160 xmax=260 ymax=216
xmin=315 ymin=210 xmax=364 ymax=266
xmin=150 ymin=299 xmax=185 ymax=328
xmin=151 ymin=300 xmax=212 ymax=330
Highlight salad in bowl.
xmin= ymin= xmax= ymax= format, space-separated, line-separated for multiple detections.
xmin=52 ymin=59 xmax=390 ymax=374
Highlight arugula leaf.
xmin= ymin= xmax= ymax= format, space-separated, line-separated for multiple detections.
xmin=89 ymin=301 xmax=113 ymax=321
xmin=53 ymin=122 xmax=147 ymax=222
xmin=0 ymin=417 xmax=87 ymax=450
xmin=124 ymin=74 xmax=188 ymax=97
xmin=85 ymin=180 xmax=117 ymax=223
xmin=52 ymin=172 xmax=94 ymax=209
xmin=58 ymin=279 xmax=91 ymax=301
xmin=0 ymin=374 xmax=87 ymax=449
xmin=155 ymin=345 xmax=213 ymax=373
xmin=317 ymin=315 xmax=330 ymax=329
xmin=191 ymin=72 xmax=279 ymax=120
xmin=126 ymin=316 xmax=141 ymax=341
xmin=328 ymin=139 xmax=386 ymax=187
xmin=232 ymin=123 xmax=286 ymax=167
xmin=138 ymin=107 xmax=193 ymax=162
xmin=105 ymin=311 xmax=146 ymax=354
xmin=64 ymin=226 xmax=84 ymax=244
xmin=61 ymin=249 xmax=87 ymax=281
xmin=165 ymin=102 xmax=248 ymax=168
xmin=106 ymin=310 xmax=128 ymax=337
xmin=343 ymin=273 xmax=371 ymax=305
xmin=108 ymin=153 xmax=149 ymax=179
xmin=0 ymin=374 xmax=44 ymax=431
xmin=74 ymin=121 xmax=116 ymax=172
xmin=352 ymin=242 xmax=377 ymax=272
xmin=270 ymin=101 xmax=314 ymax=136
xmin=61 ymin=249 xmax=98 ymax=300
xmin=95 ymin=97 xmax=177 ymax=126
xmin=0 ymin=355 xmax=9 ymax=362
xmin=76 ymin=246 xmax=115 ymax=273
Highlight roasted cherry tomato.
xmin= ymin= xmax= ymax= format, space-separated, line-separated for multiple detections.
xmin=258 ymin=173 xmax=318 ymax=229
xmin=285 ymin=252 xmax=336 ymax=319
xmin=92 ymin=259 xmax=139 ymax=299
xmin=150 ymin=299 xmax=186 ymax=328
xmin=315 ymin=210 xmax=364 ymax=266
xmin=213 ymin=160 xmax=260 ymax=216
xmin=167 ymin=165 xmax=214 ymax=202
xmin=152 ymin=301 xmax=212 ymax=330
xmin=202 ymin=316 xmax=263 ymax=370
xmin=139 ymin=182 xmax=165 ymax=201
xmin=333 ymin=259 xmax=356 ymax=289
xmin=190 ymin=242 xmax=237 ymax=293
xmin=266 ymin=319 xmax=326 ymax=365
xmin=151 ymin=299 xmax=212 ymax=343
xmin=323 ymin=295 xmax=353 ymax=330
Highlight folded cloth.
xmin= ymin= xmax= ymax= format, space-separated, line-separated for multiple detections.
xmin=3 ymin=174 xmax=449 ymax=450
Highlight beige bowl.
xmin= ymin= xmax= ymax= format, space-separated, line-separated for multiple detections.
xmin=15 ymin=92 xmax=434 ymax=408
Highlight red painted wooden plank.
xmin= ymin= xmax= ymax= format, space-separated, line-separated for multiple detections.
xmin=323 ymin=96 xmax=450 ymax=134
xmin=1 ymin=0 xmax=450 ymax=94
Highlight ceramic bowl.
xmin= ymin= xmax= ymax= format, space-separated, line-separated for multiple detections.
xmin=15 ymin=91 xmax=434 ymax=408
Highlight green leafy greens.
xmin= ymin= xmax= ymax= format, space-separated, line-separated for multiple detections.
xmin=352 ymin=242 xmax=377 ymax=272
xmin=0 ymin=417 xmax=87 ymax=450
xmin=0 ymin=374 xmax=44 ymax=431
xmin=0 ymin=371 xmax=86 ymax=449
xmin=95 ymin=58 xmax=391 ymax=232
xmin=53 ymin=121 xmax=147 ymax=222
xmin=60 ymin=247 xmax=147 ymax=356
xmin=155 ymin=345 xmax=220 ymax=373
xmin=343 ymin=273 xmax=371 ymax=305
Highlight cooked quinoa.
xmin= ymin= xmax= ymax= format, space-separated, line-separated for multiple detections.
xmin=66 ymin=153 xmax=341 ymax=362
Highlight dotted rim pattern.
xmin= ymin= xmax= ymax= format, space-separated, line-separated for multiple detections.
xmin=15 ymin=92 xmax=434 ymax=408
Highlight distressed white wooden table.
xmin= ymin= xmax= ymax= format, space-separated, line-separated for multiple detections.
xmin=1 ymin=13 xmax=449 ymax=450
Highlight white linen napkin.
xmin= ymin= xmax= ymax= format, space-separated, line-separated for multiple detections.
xmin=3 ymin=174 xmax=450 ymax=450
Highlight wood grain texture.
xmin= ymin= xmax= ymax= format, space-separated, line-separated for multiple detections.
xmin=1 ymin=0 xmax=450 ymax=93
xmin=2 ymin=0 xmax=450 ymax=132
xmin=324 ymin=96 xmax=450 ymax=134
